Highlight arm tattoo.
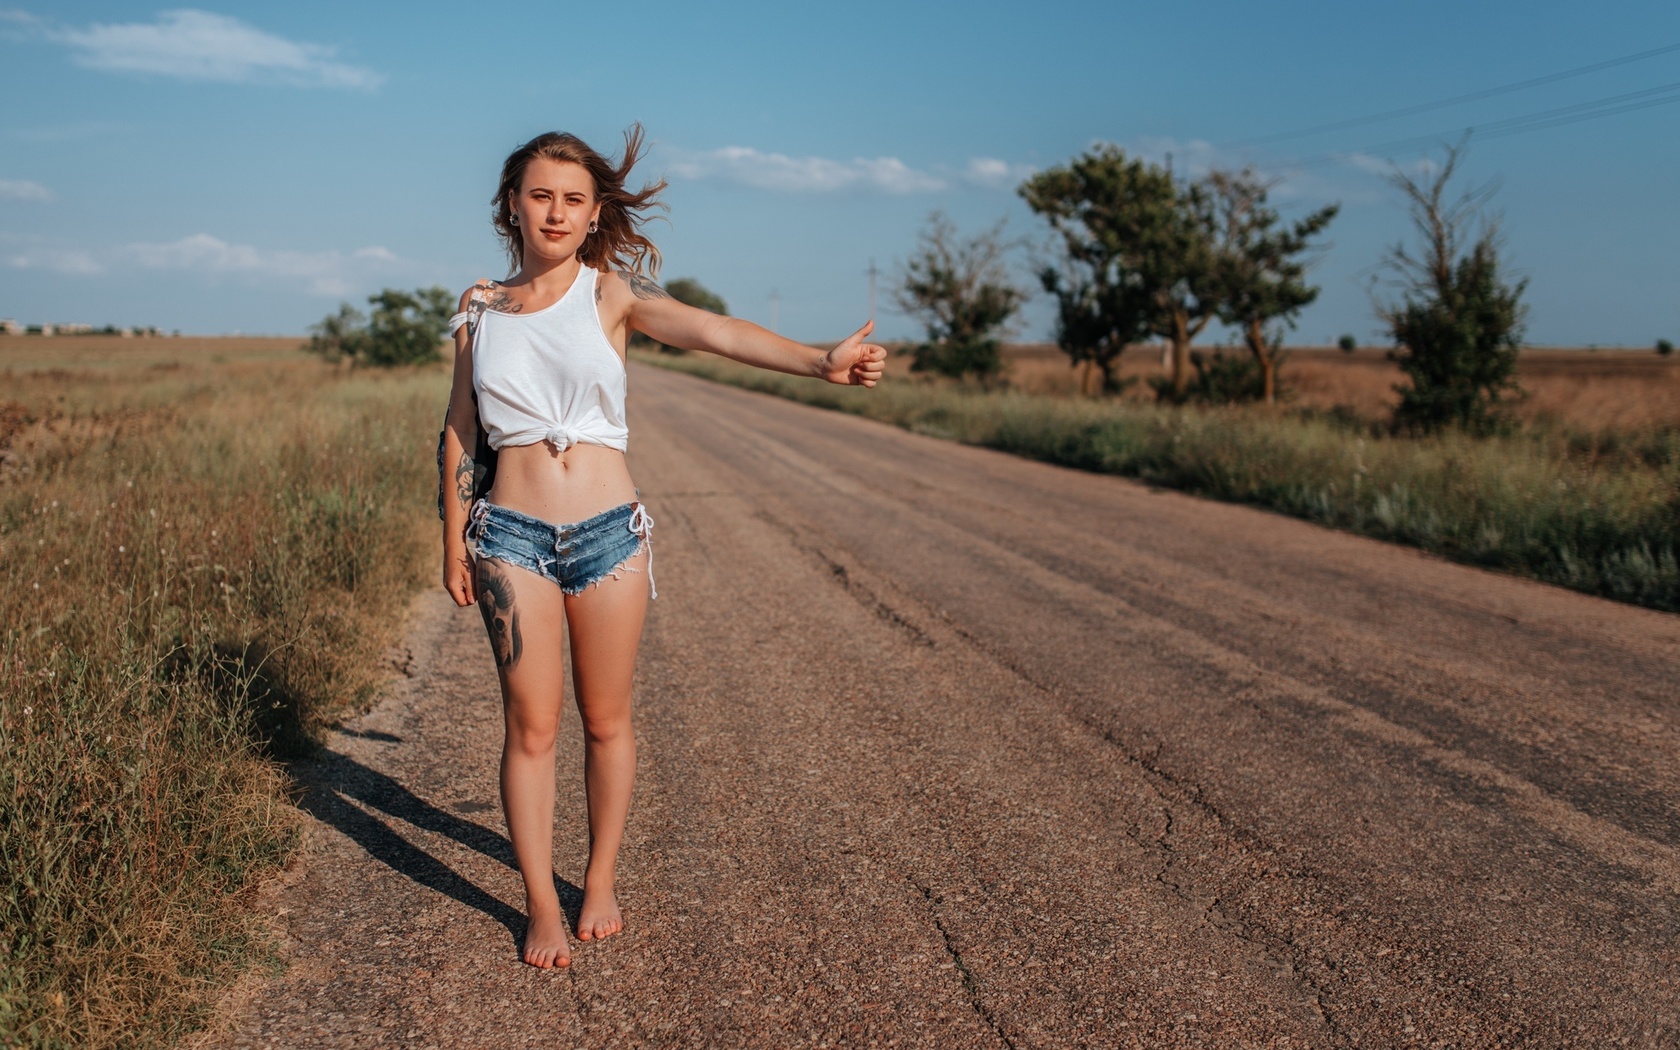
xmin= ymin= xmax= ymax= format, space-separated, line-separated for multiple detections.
xmin=475 ymin=561 xmax=523 ymax=669
xmin=454 ymin=450 xmax=476 ymax=509
xmin=625 ymin=273 xmax=671 ymax=301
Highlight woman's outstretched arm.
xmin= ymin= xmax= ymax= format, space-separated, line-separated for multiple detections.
xmin=604 ymin=271 xmax=887 ymax=387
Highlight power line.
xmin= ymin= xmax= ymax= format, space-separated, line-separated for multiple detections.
xmin=1224 ymin=40 xmax=1680 ymax=148
xmin=1284 ymin=79 xmax=1680 ymax=169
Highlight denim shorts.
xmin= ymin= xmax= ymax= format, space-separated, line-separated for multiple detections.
xmin=468 ymin=498 xmax=656 ymax=598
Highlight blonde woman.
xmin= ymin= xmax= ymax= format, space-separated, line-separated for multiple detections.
xmin=440 ymin=127 xmax=886 ymax=968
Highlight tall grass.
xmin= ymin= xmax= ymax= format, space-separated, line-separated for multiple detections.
xmin=0 ymin=341 xmax=445 ymax=1048
xmin=643 ymin=351 xmax=1680 ymax=611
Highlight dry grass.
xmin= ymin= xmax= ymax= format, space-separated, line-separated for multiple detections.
xmin=0 ymin=336 xmax=446 ymax=1048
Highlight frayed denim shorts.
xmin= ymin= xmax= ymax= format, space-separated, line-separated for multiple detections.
xmin=468 ymin=498 xmax=656 ymax=598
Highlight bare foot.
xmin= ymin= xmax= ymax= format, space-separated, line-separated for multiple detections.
xmin=576 ymin=884 xmax=623 ymax=941
xmin=521 ymin=909 xmax=571 ymax=968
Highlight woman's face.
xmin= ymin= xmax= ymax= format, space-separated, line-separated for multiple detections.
xmin=510 ymin=158 xmax=602 ymax=266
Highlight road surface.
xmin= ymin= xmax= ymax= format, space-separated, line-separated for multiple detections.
xmin=202 ymin=362 xmax=1680 ymax=1048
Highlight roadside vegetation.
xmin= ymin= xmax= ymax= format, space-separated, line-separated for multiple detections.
xmin=0 ymin=337 xmax=443 ymax=1048
xmin=640 ymin=349 xmax=1678 ymax=611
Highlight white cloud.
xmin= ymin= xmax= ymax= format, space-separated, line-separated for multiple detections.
xmin=1132 ymin=136 xmax=1225 ymax=178
xmin=5 ymin=245 xmax=99 ymax=275
xmin=666 ymin=146 xmax=946 ymax=194
xmin=1340 ymin=152 xmax=1439 ymax=179
xmin=0 ymin=179 xmax=52 ymax=201
xmin=45 ymin=9 xmax=381 ymax=89
xmin=3 ymin=230 xmax=410 ymax=294
xmin=124 ymin=233 xmax=405 ymax=294
xmin=962 ymin=157 xmax=1036 ymax=188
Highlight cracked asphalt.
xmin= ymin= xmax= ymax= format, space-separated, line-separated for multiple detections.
xmin=201 ymin=363 xmax=1680 ymax=1049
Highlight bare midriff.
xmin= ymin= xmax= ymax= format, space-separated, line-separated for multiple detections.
xmin=488 ymin=442 xmax=638 ymax=526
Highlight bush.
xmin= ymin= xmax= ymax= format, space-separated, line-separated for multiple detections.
xmin=307 ymin=286 xmax=453 ymax=367
xmin=1148 ymin=349 xmax=1267 ymax=405
xmin=895 ymin=212 xmax=1024 ymax=382
xmin=1338 ymin=334 xmax=1358 ymax=352
xmin=1378 ymin=145 xmax=1526 ymax=435
xmin=1659 ymin=339 xmax=1674 ymax=356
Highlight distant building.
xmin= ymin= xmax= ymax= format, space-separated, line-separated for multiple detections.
xmin=0 ymin=318 xmax=18 ymax=335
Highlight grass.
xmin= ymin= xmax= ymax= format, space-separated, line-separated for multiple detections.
xmin=0 ymin=337 xmax=445 ymax=1048
xmin=640 ymin=349 xmax=1680 ymax=612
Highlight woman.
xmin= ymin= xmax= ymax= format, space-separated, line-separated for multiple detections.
xmin=440 ymin=127 xmax=886 ymax=969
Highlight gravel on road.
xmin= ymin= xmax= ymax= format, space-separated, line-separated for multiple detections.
xmin=200 ymin=363 xmax=1680 ymax=1049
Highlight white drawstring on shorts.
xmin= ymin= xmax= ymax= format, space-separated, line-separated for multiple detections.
xmin=627 ymin=503 xmax=656 ymax=599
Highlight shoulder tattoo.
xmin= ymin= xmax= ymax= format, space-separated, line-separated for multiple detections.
xmin=624 ymin=273 xmax=671 ymax=301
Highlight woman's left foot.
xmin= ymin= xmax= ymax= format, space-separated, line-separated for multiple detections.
xmin=577 ymin=884 xmax=623 ymax=941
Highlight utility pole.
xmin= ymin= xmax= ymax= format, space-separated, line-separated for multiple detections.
xmin=865 ymin=259 xmax=878 ymax=326
xmin=769 ymin=288 xmax=780 ymax=332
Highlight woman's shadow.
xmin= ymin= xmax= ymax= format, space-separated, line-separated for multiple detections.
xmin=294 ymin=747 xmax=584 ymax=950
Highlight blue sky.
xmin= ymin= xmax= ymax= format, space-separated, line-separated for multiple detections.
xmin=2 ymin=1 xmax=1677 ymax=346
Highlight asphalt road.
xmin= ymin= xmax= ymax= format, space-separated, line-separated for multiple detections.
xmin=203 ymin=363 xmax=1680 ymax=1049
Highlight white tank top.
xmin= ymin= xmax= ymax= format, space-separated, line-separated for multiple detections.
xmin=447 ymin=265 xmax=628 ymax=453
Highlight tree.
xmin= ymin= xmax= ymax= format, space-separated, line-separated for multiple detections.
xmin=1019 ymin=146 xmax=1174 ymax=395
xmin=1149 ymin=178 xmax=1225 ymax=402
xmin=892 ymin=212 xmax=1024 ymax=381
xmin=648 ymin=278 xmax=728 ymax=354
xmin=307 ymin=286 xmax=454 ymax=367
xmin=1205 ymin=169 xmax=1339 ymax=405
xmin=1376 ymin=144 xmax=1527 ymax=434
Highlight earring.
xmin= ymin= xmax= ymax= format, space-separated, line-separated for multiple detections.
xmin=509 ymin=214 xmax=519 ymax=226
xmin=588 ymin=222 xmax=598 ymax=234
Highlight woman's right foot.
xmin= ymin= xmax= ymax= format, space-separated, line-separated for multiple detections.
xmin=521 ymin=910 xmax=571 ymax=968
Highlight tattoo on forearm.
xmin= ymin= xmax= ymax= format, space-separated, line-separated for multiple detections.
xmin=476 ymin=561 xmax=523 ymax=669
xmin=625 ymin=273 xmax=671 ymax=301
xmin=454 ymin=450 xmax=475 ymax=509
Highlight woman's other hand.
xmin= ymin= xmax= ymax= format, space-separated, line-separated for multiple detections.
xmin=444 ymin=543 xmax=477 ymax=607
xmin=819 ymin=320 xmax=887 ymax=387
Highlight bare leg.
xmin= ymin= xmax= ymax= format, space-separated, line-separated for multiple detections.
xmin=477 ymin=557 xmax=571 ymax=968
xmin=564 ymin=545 xmax=651 ymax=941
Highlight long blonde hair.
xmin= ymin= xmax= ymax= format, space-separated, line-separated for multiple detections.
xmin=491 ymin=125 xmax=667 ymax=276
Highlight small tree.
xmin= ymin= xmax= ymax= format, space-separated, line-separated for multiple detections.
xmin=1338 ymin=334 xmax=1358 ymax=352
xmin=1658 ymin=339 xmax=1675 ymax=356
xmin=1149 ymin=180 xmax=1224 ymax=402
xmin=307 ymin=302 xmax=367 ymax=362
xmin=652 ymin=278 xmax=728 ymax=353
xmin=1377 ymin=144 xmax=1527 ymax=434
xmin=1204 ymin=168 xmax=1339 ymax=405
xmin=1019 ymin=147 xmax=1174 ymax=395
xmin=892 ymin=212 xmax=1024 ymax=381
xmin=307 ymin=286 xmax=453 ymax=367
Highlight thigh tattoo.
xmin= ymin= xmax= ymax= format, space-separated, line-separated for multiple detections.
xmin=475 ymin=560 xmax=523 ymax=669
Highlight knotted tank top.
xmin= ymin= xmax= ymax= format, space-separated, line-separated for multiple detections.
xmin=447 ymin=265 xmax=628 ymax=453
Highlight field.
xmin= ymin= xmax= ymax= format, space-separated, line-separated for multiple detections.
xmin=0 ymin=336 xmax=445 ymax=1048
xmin=987 ymin=343 xmax=1680 ymax=432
